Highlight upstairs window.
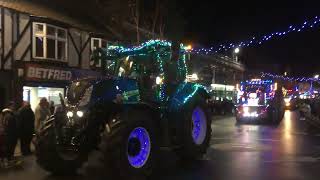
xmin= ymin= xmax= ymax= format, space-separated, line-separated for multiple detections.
xmin=91 ymin=38 xmax=107 ymax=67
xmin=33 ymin=23 xmax=67 ymax=61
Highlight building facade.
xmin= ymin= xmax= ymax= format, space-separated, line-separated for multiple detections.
xmin=188 ymin=54 xmax=245 ymax=102
xmin=0 ymin=3 xmax=108 ymax=110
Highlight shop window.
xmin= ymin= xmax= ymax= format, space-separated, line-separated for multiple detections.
xmin=91 ymin=38 xmax=107 ymax=67
xmin=23 ymin=86 xmax=65 ymax=112
xmin=33 ymin=23 xmax=68 ymax=61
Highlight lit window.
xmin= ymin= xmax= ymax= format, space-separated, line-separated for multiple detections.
xmin=33 ymin=23 xmax=67 ymax=61
xmin=91 ymin=38 xmax=107 ymax=67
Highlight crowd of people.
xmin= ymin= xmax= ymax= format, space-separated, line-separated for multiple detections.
xmin=0 ymin=98 xmax=53 ymax=168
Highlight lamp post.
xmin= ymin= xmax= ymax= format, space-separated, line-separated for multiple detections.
xmin=233 ymin=48 xmax=240 ymax=62
xmin=311 ymin=74 xmax=319 ymax=93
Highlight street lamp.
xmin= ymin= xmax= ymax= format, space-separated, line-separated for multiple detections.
xmin=314 ymin=74 xmax=319 ymax=79
xmin=234 ymin=48 xmax=240 ymax=54
xmin=233 ymin=48 xmax=240 ymax=62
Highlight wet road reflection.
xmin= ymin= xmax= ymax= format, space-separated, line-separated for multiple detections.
xmin=2 ymin=111 xmax=320 ymax=180
xmin=208 ymin=110 xmax=320 ymax=180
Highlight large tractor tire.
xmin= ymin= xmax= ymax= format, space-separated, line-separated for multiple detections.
xmin=101 ymin=108 xmax=159 ymax=179
xmin=35 ymin=119 xmax=88 ymax=175
xmin=176 ymin=97 xmax=212 ymax=161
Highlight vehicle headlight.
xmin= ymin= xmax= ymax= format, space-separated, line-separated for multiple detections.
xmin=243 ymin=106 xmax=249 ymax=113
xmin=156 ymin=76 xmax=163 ymax=85
xmin=67 ymin=111 xmax=74 ymax=118
xmin=79 ymin=85 xmax=93 ymax=107
xmin=284 ymin=98 xmax=291 ymax=103
xmin=76 ymin=111 xmax=84 ymax=118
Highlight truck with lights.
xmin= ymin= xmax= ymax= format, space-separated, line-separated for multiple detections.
xmin=236 ymin=79 xmax=285 ymax=123
xmin=34 ymin=40 xmax=212 ymax=179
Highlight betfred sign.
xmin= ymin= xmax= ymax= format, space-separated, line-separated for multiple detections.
xmin=26 ymin=65 xmax=72 ymax=81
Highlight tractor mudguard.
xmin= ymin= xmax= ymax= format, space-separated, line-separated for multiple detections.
xmin=168 ymin=82 xmax=209 ymax=112
xmin=165 ymin=82 xmax=210 ymax=147
xmin=104 ymin=102 xmax=160 ymax=127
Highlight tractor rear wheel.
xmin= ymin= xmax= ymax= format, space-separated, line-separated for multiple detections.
xmin=176 ymin=98 xmax=212 ymax=161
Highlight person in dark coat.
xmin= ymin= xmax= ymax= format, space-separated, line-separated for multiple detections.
xmin=18 ymin=101 xmax=35 ymax=155
xmin=49 ymin=101 xmax=55 ymax=115
xmin=2 ymin=101 xmax=18 ymax=161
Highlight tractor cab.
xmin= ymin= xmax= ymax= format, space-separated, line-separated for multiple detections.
xmin=99 ymin=40 xmax=188 ymax=104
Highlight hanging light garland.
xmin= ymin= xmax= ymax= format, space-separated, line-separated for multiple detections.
xmin=261 ymin=72 xmax=320 ymax=82
xmin=104 ymin=15 xmax=320 ymax=57
xmin=190 ymin=15 xmax=320 ymax=55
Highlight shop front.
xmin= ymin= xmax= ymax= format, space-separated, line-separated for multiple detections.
xmin=21 ymin=63 xmax=101 ymax=111
xmin=209 ymin=84 xmax=236 ymax=102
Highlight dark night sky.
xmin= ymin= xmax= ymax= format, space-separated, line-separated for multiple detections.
xmin=34 ymin=0 xmax=320 ymax=76
xmin=179 ymin=1 xmax=320 ymax=76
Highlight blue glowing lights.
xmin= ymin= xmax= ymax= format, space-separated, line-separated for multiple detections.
xmin=127 ymin=127 xmax=151 ymax=168
xmin=262 ymin=72 xmax=320 ymax=82
xmin=241 ymin=79 xmax=273 ymax=85
xmin=191 ymin=15 xmax=320 ymax=55
xmin=192 ymin=107 xmax=207 ymax=145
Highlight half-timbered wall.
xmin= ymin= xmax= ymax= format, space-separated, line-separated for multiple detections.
xmin=68 ymin=28 xmax=91 ymax=69
xmin=0 ymin=6 xmax=92 ymax=71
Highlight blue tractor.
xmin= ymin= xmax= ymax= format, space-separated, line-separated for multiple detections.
xmin=35 ymin=40 xmax=212 ymax=178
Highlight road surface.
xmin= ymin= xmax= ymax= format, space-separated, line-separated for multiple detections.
xmin=1 ymin=110 xmax=320 ymax=180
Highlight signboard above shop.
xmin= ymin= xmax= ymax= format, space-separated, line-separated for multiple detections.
xmin=27 ymin=66 xmax=72 ymax=81
xmin=23 ymin=63 xmax=101 ymax=82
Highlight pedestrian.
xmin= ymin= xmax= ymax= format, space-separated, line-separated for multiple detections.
xmin=49 ymin=101 xmax=55 ymax=115
xmin=1 ymin=101 xmax=18 ymax=164
xmin=35 ymin=98 xmax=51 ymax=133
xmin=0 ymin=107 xmax=6 ymax=165
xmin=18 ymin=101 xmax=35 ymax=156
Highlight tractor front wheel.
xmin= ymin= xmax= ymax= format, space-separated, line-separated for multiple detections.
xmin=35 ymin=119 xmax=88 ymax=175
xmin=102 ymin=108 xmax=159 ymax=179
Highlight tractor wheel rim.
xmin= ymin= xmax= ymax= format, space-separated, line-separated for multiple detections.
xmin=192 ymin=107 xmax=208 ymax=145
xmin=127 ymin=127 xmax=151 ymax=168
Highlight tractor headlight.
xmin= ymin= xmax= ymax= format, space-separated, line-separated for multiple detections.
xmin=243 ymin=106 xmax=249 ymax=113
xmin=79 ymin=85 xmax=93 ymax=107
xmin=156 ymin=76 xmax=163 ymax=85
xmin=76 ymin=111 xmax=84 ymax=118
xmin=67 ymin=111 xmax=74 ymax=118
xmin=284 ymin=98 xmax=291 ymax=107
xmin=284 ymin=98 xmax=291 ymax=103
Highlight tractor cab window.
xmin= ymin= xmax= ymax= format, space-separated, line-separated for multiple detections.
xmin=117 ymin=56 xmax=159 ymax=80
xmin=117 ymin=56 xmax=161 ymax=101
xmin=117 ymin=57 xmax=136 ymax=77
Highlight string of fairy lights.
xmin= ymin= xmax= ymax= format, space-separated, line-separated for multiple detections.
xmin=107 ymin=15 xmax=320 ymax=56
xmin=261 ymin=72 xmax=320 ymax=83
xmin=190 ymin=15 xmax=320 ymax=55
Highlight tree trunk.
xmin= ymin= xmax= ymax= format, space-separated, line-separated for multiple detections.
xmin=135 ymin=0 xmax=140 ymax=44
xmin=152 ymin=0 xmax=160 ymax=38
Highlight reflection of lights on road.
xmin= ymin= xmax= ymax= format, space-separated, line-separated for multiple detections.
xmin=241 ymin=125 xmax=260 ymax=143
xmin=284 ymin=111 xmax=292 ymax=131
xmin=282 ymin=110 xmax=296 ymax=154
xmin=283 ymin=110 xmax=292 ymax=139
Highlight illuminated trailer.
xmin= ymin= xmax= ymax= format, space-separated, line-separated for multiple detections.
xmin=236 ymin=79 xmax=284 ymax=123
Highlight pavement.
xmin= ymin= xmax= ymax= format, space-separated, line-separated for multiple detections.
xmin=2 ymin=110 xmax=320 ymax=180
